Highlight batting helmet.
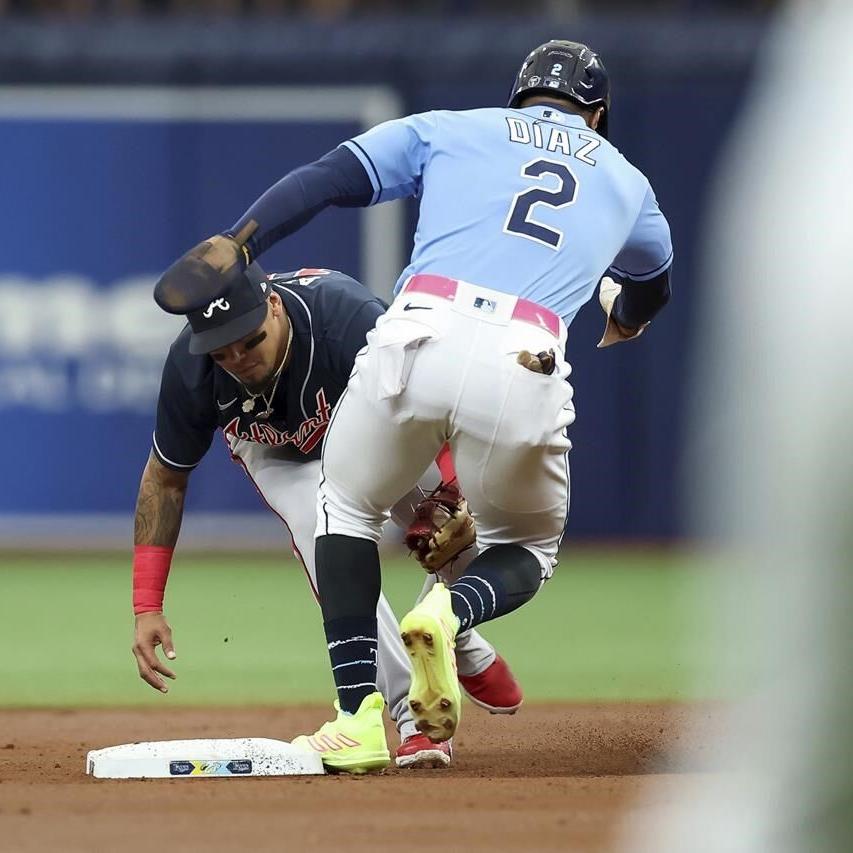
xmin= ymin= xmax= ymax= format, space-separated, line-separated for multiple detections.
xmin=507 ymin=40 xmax=611 ymax=139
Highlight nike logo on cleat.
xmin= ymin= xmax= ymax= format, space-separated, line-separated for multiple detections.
xmin=403 ymin=304 xmax=433 ymax=311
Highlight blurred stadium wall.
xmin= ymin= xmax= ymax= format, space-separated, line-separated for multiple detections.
xmin=0 ymin=11 xmax=767 ymax=549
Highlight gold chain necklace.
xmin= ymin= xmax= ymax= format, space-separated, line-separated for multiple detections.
xmin=239 ymin=322 xmax=293 ymax=420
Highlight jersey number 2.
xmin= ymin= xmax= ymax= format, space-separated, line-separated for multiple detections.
xmin=504 ymin=158 xmax=578 ymax=250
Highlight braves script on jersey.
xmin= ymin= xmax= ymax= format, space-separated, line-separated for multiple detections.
xmin=343 ymin=104 xmax=672 ymax=325
xmin=152 ymin=270 xmax=385 ymax=470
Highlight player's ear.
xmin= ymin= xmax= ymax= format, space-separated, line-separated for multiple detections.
xmin=268 ymin=293 xmax=280 ymax=318
xmin=590 ymin=107 xmax=605 ymax=132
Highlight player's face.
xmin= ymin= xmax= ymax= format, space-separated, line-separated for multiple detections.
xmin=209 ymin=297 xmax=289 ymax=391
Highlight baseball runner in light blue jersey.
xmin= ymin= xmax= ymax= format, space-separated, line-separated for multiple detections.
xmin=157 ymin=39 xmax=672 ymax=773
xmin=344 ymin=103 xmax=670 ymax=327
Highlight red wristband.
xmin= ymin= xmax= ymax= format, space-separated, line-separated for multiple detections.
xmin=435 ymin=442 xmax=457 ymax=485
xmin=132 ymin=545 xmax=174 ymax=615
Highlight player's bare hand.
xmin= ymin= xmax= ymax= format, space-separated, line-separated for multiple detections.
xmin=596 ymin=276 xmax=648 ymax=348
xmin=132 ymin=612 xmax=177 ymax=693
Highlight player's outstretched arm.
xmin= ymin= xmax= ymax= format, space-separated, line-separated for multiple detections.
xmin=153 ymin=147 xmax=376 ymax=314
xmin=228 ymin=146 xmax=375 ymax=261
xmin=131 ymin=451 xmax=189 ymax=693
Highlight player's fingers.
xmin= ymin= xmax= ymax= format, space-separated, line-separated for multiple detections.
xmin=132 ymin=645 xmax=169 ymax=693
xmin=160 ymin=629 xmax=177 ymax=660
xmin=133 ymin=641 xmax=176 ymax=686
xmin=138 ymin=631 xmax=176 ymax=676
xmin=150 ymin=657 xmax=177 ymax=680
xmin=144 ymin=644 xmax=177 ymax=681
xmin=141 ymin=665 xmax=169 ymax=693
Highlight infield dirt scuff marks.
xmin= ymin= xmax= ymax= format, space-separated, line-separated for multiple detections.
xmin=0 ymin=703 xmax=723 ymax=852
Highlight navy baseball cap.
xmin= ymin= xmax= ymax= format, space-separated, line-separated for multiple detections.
xmin=153 ymin=234 xmax=270 ymax=354
xmin=185 ymin=263 xmax=270 ymax=355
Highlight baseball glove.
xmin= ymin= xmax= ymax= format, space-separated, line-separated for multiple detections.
xmin=153 ymin=221 xmax=257 ymax=314
xmin=404 ymin=480 xmax=476 ymax=573
xmin=517 ymin=348 xmax=556 ymax=375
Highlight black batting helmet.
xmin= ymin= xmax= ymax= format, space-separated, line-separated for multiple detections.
xmin=508 ymin=40 xmax=611 ymax=139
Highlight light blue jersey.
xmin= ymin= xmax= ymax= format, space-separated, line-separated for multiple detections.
xmin=343 ymin=104 xmax=672 ymax=326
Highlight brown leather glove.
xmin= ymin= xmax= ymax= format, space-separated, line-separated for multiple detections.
xmin=517 ymin=348 xmax=556 ymax=374
xmin=404 ymin=480 xmax=476 ymax=573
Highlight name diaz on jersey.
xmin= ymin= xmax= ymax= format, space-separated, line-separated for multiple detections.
xmin=505 ymin=116 xmax=601 ymax=165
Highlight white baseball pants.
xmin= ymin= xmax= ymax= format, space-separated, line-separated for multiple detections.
xmin=317 ymin=279 xmax=574 ymax=581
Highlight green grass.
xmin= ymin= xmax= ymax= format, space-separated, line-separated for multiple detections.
xmin=0 ymin=549 xmax=716 ymax=707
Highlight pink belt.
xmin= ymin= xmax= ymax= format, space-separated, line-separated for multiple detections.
xmin=403 ymin=274 xmax=561 ymax=338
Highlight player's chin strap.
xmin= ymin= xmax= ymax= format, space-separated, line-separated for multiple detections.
xmin=230 ymin=319 xmax=294 ymax=418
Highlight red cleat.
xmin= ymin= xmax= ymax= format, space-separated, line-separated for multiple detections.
xmin=458 ymin=655 xmax=523 ymax=714
xmin=395 ymin=733 xmax=452 ymax=769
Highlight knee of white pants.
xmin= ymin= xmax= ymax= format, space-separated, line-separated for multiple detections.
xmin=519 ymin=543 xmax=557 ymax=580
xmin=315 ymin=476 xmax=388 ymax=542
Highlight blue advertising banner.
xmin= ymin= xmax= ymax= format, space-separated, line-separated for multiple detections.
xmin=0 ymin=80 xmax=719 ymax=544
xmin=0 ymin=87 xmax=402 ymax=528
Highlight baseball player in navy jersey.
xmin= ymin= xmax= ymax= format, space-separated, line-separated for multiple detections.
xmin=156 ymin=39 xmax=673 ymax=773
xmin=131 ymin=263 xmax=521 ymax=770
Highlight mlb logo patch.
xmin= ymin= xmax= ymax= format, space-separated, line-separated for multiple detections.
xmin=473 ymin=297 xmax=497 ymax=314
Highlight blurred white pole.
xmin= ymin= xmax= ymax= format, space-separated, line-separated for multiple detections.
xmin=618 ymin=0 xmax=853 ymax=850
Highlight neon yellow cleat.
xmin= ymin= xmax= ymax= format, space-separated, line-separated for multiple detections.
xmin=400 ymin=582 xmax=462 ymax=742
xmin=292 ymin=691 xmax=390 ymax=774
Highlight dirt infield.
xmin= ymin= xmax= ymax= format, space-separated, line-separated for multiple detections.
xmin=0 ymin=703 xmax=719 ymax=852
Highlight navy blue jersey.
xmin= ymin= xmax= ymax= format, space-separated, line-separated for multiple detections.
xmin=152 ymin=269 xmax=385 ymax=471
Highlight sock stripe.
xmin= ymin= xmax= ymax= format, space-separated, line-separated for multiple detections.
xmin=451 ymin=589 xmax=475 ymax=628
xmin=454 ymin=581 xmax=486 ymax=620
xmin=324 ymin=616 xmax=379 ymax=714
xmin=461 ymin=575 xmax=497 ymax=615
xmin=327 ymin=635 xmax=377 ymax=649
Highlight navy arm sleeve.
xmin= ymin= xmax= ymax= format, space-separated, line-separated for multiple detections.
xmin=152 ymin=353 xmax=218 ymax=472
xmin=610 ymin=268 xmax=672 ymax=329
xmin=229 ymin=146 xmax=374 ymax=260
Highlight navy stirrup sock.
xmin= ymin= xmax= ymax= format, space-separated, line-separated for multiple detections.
xmin=316 ymin=534 xmax=382 ymax=714
xmin=324 ymin=616 xmax=378 ymax=714
xmin=449 ymin=544 xmax=542 ymax=632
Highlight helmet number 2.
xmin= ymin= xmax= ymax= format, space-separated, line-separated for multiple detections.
xmin=503 ymin=159 xmax=578 ymax=250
